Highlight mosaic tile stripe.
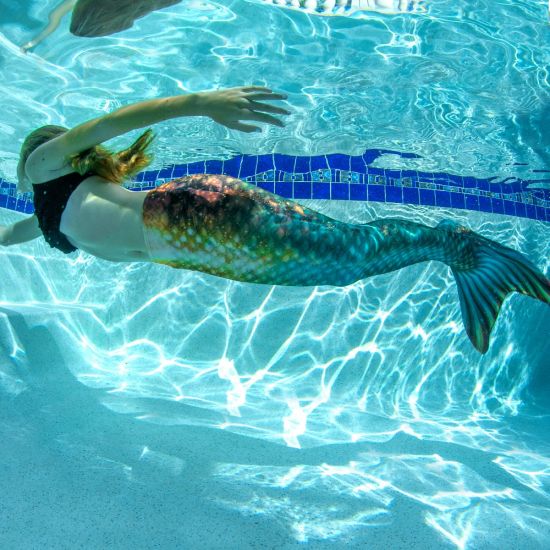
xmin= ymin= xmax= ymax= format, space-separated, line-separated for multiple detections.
xmin=1 ymin=150 xmax=548 ymax=222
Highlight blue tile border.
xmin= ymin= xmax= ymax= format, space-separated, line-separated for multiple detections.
xmin=2 ymin=149 xmax=548 ymax=223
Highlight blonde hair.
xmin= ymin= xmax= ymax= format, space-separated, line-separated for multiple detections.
xmin=20 ymin=125 xmax=154 ymax=185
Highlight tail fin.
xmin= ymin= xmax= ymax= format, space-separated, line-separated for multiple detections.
xmin=439 ymin=221 xmax=550 ymax=353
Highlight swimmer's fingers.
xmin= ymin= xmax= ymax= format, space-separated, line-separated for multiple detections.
xmin=246 ymin=100 xmax=291 ymax=116
xmin=240 ymin=86 xmax=288 ymax=101
xmin=240 ymin=86 xmax=276 ymax=94
xmin=224 ymin=121 xmax=262 ymax=133
xmin=241 ymin=110 xmax=285 ymax=128
xmin=202 ymin=87 xmax=287 ymax=131
xmin=243 ymin=91 xmax=288 ymax=102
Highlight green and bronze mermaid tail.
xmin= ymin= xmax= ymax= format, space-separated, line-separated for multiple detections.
xmin=142 ymin=175 xmax=550 ymax=353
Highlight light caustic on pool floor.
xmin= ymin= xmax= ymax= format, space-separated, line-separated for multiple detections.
xmin=1 ymin=202 xmax=549 ymax=547
xmin=1 ymin=202 xmax=548 ymax=445
xmin=210 ymin=449 xmax=550 ymax=547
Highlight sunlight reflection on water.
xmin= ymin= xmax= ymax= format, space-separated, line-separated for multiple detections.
xmin=1 ymin=0 xmax=548 ymax=180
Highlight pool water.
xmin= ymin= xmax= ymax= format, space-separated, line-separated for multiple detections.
xmin=0 ymin=1 xmax=549 ymax=548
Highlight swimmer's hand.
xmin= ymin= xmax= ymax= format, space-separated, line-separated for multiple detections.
xmin=196 ymin=87 xmax=290 ymax=133
xmin=23 ymin=87 xmax=289 ymax=182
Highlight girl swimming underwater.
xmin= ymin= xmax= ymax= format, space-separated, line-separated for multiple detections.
xmin=1 ymin=86 xmax=548 ymax=353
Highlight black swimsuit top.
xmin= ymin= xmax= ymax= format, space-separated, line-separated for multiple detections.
xmin=32 ymin=172 xmax=89 ymax=254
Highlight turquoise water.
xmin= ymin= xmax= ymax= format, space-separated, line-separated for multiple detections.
xmin=0 ymin=1 xmax=549 ymax=548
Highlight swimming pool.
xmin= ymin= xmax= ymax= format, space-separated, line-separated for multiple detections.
xmin=0 ymin=1 xmax=549 ymax=548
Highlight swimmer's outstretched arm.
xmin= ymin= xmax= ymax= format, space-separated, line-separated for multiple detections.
xmin=0 ymin=215 xmax=41 ymax=246
xmin=24 ymin=87 xmax=289 ymax=183
xmin=21 ymin=0 xmax=78 ymax=53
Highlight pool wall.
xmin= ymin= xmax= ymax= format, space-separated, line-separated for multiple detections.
xmin=2 ymin=149 xmax=549 ymax=222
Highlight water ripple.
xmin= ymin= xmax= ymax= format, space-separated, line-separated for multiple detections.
xmin=0 ymin=0 xmax=548 ymax=180
xmin=0 ymin=3 xmax=549 ymax=545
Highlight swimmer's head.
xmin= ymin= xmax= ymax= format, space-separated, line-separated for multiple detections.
xmin=19 ymin=123 xmax=154 ymax=191
xmin=17 ymin=125 xmax=68 ymax=192
xmin=18 ymin=123 xmax=154 ymax=191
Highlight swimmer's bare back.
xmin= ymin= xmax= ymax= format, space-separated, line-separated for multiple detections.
xmin=60 ymin=176 xmax=149 ymax=262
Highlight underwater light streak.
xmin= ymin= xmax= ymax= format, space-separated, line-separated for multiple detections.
xmin=209 ymin=443 xmax=549 ymax=547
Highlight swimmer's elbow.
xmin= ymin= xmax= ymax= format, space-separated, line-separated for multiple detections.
xmin=0 ymin=225 xmax=18 ymax=247
xmin=0 ymin=226 xmax=10 ymax=246
xmin=1 ymin=216 xmax=42 ymax=246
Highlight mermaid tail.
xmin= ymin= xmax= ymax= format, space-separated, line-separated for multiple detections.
xmin=437 ymin=220 xmax=550 ymax=353
xmin=142 ymin=175 xmax=550 ymax=352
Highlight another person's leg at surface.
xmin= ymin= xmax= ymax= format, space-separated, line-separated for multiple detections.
xmin=21 ymin=0 xmax=76 ymax=52
xmin=70 ymin=0 xmax=182 ymax=37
